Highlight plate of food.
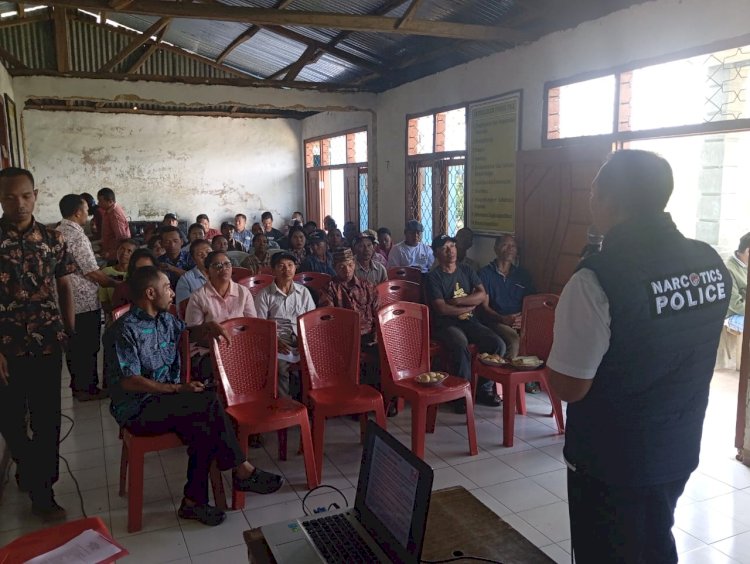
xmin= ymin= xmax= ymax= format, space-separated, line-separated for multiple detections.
xmin=510 ymin=356 xmax=544 ymax=370
xmin=478 ymin=353 xmax=508 ymax=367
xmin=415 ymin=371 xmax=448 ymax=386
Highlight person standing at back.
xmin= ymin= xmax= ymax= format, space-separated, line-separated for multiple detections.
xmin=97 ymin=187 xmax=131 ymax=261
xmin=547 ymin=150 xmax=731 ymax=564
xmin=387 ymin=220 xmax=434 ymax=273
xmin=724 ymin=231 xmax=748 ymax=334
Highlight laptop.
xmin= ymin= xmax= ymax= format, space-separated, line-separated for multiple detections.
xmin=261 ymin=420 xmax=434 ymax=564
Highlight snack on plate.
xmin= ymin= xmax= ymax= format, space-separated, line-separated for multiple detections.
xmin=478 ymin=353 xmax=506 ymax=364
xmin=416 ymin=371 xmax=447 ymax=384
xmin=512 ymin=356 xmax=542 ymax=367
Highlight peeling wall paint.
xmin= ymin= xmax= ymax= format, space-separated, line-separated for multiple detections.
xmin=25 ymin=110 xmax=302 ymax=226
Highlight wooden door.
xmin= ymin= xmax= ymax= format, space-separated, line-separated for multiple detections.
xmin=515 ymin=143 xmax=612 ymax=294
xmin=305 ymin=169 xmax=322 ymax=227
xmin=344 ymin=166 xmax=359 ymax=228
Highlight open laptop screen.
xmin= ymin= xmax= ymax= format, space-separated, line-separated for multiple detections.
xmin=355 ymin=421 xmax=433 ymax=564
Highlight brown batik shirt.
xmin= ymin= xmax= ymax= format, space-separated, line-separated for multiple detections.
xmin=0 ymin=216 xmax=76 ymax=357
xmin=319 ymin=275 xmax=379 ymax=336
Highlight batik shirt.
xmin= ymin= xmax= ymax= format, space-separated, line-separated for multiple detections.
xmin=319 ymin=276 xmax=379 ymax=336
xmin=158 ymin=248 xmax=194 ymax=289
xmin=241 ymin=252 xmax=272 ymax=274
xmin=56 ymin=218 xmax=101 ymax=314
xmin=0 ymin=216 xmax=76 ymax=357
xmin=105 ymin=306 xmax=184 ymax=425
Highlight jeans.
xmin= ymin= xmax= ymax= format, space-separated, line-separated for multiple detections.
xmin=487 ymin=322 xmax=521 ymax=358
xmin=65 ymin=309 xmax=102 ymax=392
xmin=433 ymin=317 xmax=505 ymax=393
xmin=567 ymin=468 xmax=689 ymax=564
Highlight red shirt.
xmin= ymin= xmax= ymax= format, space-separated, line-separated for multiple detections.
xmin=101 ymin=203 xmax=131 ymax=259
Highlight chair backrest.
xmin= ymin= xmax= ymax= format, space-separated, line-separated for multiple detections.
xmin=168 ymin=303 xmax=177 ymax=317
xmin=293 ymin=272 xmax=331 ymax=294
xmin=375 ymin=279 xmax=422 ymax=309
xmin=376 ymin=301 xmax=431 ymax=383
xmin=231 ymin=267 xmax=251 ymax=281
xmin=387 ymin=266 xmax=422 ymax=284
xmin=519 ymin=293 xmax=559 ymax=360
xmin=244 ymin=274 xmax=274 ymax=297
xmin=178 ymin=329 xmax=190 ymax=383
xmin=298 ymin=307 xmax=361 ymax=394
xmin=178 ymin=298 xmax=188 ymax=320
xmin=111 ymin=303 xmax=131 ymax=321
xmin=211 ymin=317 xmax=278 ymax=406
xmin=259 ymin=266 xmax=274 ymax=275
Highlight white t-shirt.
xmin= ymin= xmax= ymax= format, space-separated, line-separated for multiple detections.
xmin=547 ymin=268 xmax=611 ymax=380
xmin=387 ymin=241 xmax=435 ymax=273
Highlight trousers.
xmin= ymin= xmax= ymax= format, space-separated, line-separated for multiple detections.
xmin=567 ymin=468 xmax=689 ymax=564
xmin=65 ymin=309 xmax=102 ymax=392
xmin=125 ymin=391 xmax=246 ymax=505
xmin=0 ymin=352 xmax=62 ymax=494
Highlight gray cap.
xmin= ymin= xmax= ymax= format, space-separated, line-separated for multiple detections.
xmin=405 ymin=220 xmax=424 ymax=233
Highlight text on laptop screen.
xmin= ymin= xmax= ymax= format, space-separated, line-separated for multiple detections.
xmin=364 ymin=435 xmax=420 ymax=548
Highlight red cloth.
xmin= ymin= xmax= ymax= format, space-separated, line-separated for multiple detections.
xmin=101 ymin=203 xmax=131 ymax=259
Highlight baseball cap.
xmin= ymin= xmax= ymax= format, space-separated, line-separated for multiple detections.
xmin=431 ymin=234 xmax=457 ymax=251
xmin=163 ymin=213 xmax=177 ymax=221
xmin=308 ymin=229 xmax=328 ymax=244
xmin=270 ymin=251 xmax=299 ymax=267
xmin=405 ymin=220 xmax=424 ymax=233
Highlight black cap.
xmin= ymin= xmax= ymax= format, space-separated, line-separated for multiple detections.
xmin=163 ymin=213 xmax=177 ymax=221
xmin=431 ymin=234 xmax=457 ymax=251
xmin=270 ymin=251 xmax=299 ymax=267
xmin=308 ymin=229 xmax=328 ymax=244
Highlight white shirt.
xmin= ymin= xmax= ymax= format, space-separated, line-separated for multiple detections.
xmin=56 ymin=219 xmax=101 ymax=314
xmin=387 ymin=241 xmax=434 ymax=273
xmin=254 ymin=281 xmax=315 ymax=341
xmin=547 ymin=268 xmax=611 ymax=380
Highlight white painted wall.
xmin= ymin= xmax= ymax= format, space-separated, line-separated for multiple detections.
xmin=25 ymin=110 xmax=302 ymax=226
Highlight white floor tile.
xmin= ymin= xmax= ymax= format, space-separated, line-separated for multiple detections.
xmin=680 ymin=545 xmax=742 ymax=563
xmin=673 ymin=527 xmax=707 ymax=554
xmin=516 ymin=501 xmax=570 ymax=543
xmin=116 ymin=526 xmax=190 ymax=563
xmin=181 ymin=510 xmax=250 ymax=556
xmin=453 ymin=457 xmax=524 ymax=487
xmin=699 ymin=489 xmax=750 ymax=526
xmin=500 ymin=512 xmax=553 ymax=548
xmin=683 ymin=472 xmax=738 ymax=502
xmin=190 ymin=543 xmax=250 ymax=563
xmin=484 ymin=477 xmax=562 ymax=513
xmin=674 ymin=502 xmax=750 ymax=544
xmin=431 ymin=466 xmax=479 ymax=491
xmin=110 ymin=498 xmax=179 ymax=539
xmin=540 ymin=542 xmax=571 ymax=564
xmin=244 ymin=499 xmax=304 ymax=528
xmin=712 ymin=529 xmax=750 ymax=563
xmin=530 ymin=468 xmax=569 ymax=500
xmin=496 ymin=449 xmax=565 ymax=476
xmin=469 ymin=488 xmax=513 ymax=517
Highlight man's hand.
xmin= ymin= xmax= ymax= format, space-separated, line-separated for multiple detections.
xmin=278 ymin=339 xmax=291 ymax=354
xmin=511 ymin=313 xmax=522 ymax=330
xmin=178 ymin=381 xmax=205 ymax=393
xmin=204 ymin=321 xmax=231 ymax=346
xmin=499 ymin=313 xmax=522 ymax=329
xmin=0 ymin=352 xmax=8 ymax=386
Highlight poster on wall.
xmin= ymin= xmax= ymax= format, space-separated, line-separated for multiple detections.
xmin=0 ymin=97 xmax=10 ymax=168
xmin=4 ymin=94 xmax=21 ymax=167
xmin=466 ymin=90 xmax=521 ymax=235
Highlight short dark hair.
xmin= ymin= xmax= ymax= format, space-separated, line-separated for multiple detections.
xmin=204 ymin=250 xmax=228 ymax=271
xmin=377 ymin=227 xmax=391 ymax=236
xmin=188 ymin=222 xmax=205 ymax=235
xmin=0 ymin=167 xmax=35 ymax=187
xmin=127 ymin=248 xmax=157 ymax=279
xmin=271 ymin=251 xmax=298 ymax=268
xmin=146 ymin=235 xmax=161 ymax=250
xmin=595 ymin=150 xmax=673 ymax=215
xmin=97 ymin=187 xmax=115 ymax=202
xmin=196 ymin=214 xmax=209 ymax=222
xmin=235 ymin=213 xmax=247 ymax=221
xmin=261 ymin=211 xmax=273 ymax=221
xmin=304 ymin=221 xmax=317 ymax=230
xmin=189 ymin=237 xmax=212 ymax=257
xmin=59 ymin=194 xmax=85 ymax=218
xmin=220 ymin=222 xmax=235 ymax=231
xmin=288 ymin=225 xmax=305 ymax=238
xmin=494 ymin=233 xmax=514 ymax=246
xmin=80 ymin=192 xmax=96 ymax=212
xmin=738 ymin=232 xmax=750 ymax=253
xmin=159 ymin=225 xmax=181 ymax=239
xmin=117 ymin=238 xmax=139 ymax=250
xmin=128 ymin=265 xmax=163 ymax=300
xmin=292 ymin=211 xmax=303 ymax=218
xmin=211 ymin=235 xmax=228 ymax=247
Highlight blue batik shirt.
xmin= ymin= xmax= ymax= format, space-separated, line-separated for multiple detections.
xmin=104 ymin=305 xmax=185 ymax=425
xmin=158 ymin=249 xmax=195 ymax=289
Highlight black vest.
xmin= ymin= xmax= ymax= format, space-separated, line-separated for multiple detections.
xmin=564 ymin=213 xmax=730 ymax=486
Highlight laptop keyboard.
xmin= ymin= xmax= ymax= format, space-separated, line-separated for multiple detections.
xmin=301 ymin=513 xmax=380 ymax=563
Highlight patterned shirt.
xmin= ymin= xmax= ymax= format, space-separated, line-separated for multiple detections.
xmin=104 ymin=306 xmax=184 ymax=425
xmin=355 ymin=259 xmax=388 ymax=286
xmin=0 ymin=216 xmax=76 ymax=357
xmin=319 ymin=276 xmax=379 ymax=336
xmin=241 ymin=252 xmax=272 ymax=274
xmin=56 ymin=219 xmax=101 ymax=314
xmin=158 ymin=249 xmax=194 ymax=289
xmin=234 ymin=229 xmax=254 ymax=252
xmin=289 ymin=247 xmax=307 ymax=263
xmin=255 ymin=281 xmax=315 ymax=341
xmin=101 ymin=203 xmax=131 ymax=259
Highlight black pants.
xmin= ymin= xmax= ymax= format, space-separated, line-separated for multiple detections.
xmin=567 ymin=468 xmax=689 ymax=564
xmin=65 ymin=309 xmax=102 ymax=392
xmin=0 ymin=352 xmax=62 ymax=494
xmin=125 ymin=391 xmax=246 ymax=505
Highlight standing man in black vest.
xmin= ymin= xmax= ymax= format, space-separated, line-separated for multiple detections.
xmin=547 ymin=150 xmax=730 ymax=564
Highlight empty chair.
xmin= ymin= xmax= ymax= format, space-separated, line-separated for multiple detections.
xmin=243 ymin=274 xmax=274 ymax=297
xmin=375 ymin=279 xmax=422 ymax=309
xmin=387 ymin=266 xmax=422 ymax=284
xmin=230 ymin=266 xmax=252 ymax=282
xmin=298 ymin=307 xmax=386 ymax=482
xmin=377 ymin=302 xmax=478 ymax=459
xmin=212 ymin=317 xmax=318 ymax=509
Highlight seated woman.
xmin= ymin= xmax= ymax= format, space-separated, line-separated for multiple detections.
xmin=240 ymin=232 xmax=272 ymax=274
xmin=286 ymin=225 xmax=308 ymax=263
xmin=110 ymin=248 xmax=159 ymax=310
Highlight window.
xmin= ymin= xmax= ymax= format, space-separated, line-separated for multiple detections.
xmin=545 ymin=42 xmax=750 ymax=257
xmin=304 ymin=129 xmax=368 ymax=230
xmin=406 ymin=107 xmax=466 ymax=240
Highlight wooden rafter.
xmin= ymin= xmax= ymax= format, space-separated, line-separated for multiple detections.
xmin=44 ymin=0 xmax=530 ymax=41
xmin=16 ymin=3 xmax=24 ymax=17
xmin=0 ymin=12 xmax=50 ymax=28
xmin=0 ymin=44 xmax=28 ymax=69
xmin=53 ymin=7 xmax=70 ymax=72
xmin=109 ymin=0 xmax=134 ymax=9
xmin=98 ymin=16 xmax=170 ymax=72
xmin=124 ymin=19 xmax=170 ymax=73
xmin=282 ymin=45 xmax=317 ymax=82
xmin=396 ymin=0 xmax=423 ymax=29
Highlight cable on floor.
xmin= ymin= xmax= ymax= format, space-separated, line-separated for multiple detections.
xmin=301 ymin=484 xmax=349 ymax=516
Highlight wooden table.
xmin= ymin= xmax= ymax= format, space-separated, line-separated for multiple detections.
xmin=244 ymin=485 xmax=553 ymax=563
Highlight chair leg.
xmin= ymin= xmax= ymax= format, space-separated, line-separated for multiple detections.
xmin=373 ymin=400 xmax=386 ymax=430
xmin=463 ymin=390 xmax=479 ymax=456
xmin=298 ymin=418 xmax=319 ymax=490
xmin=501 ymin=383 xmax=516 ymax=448
xmin=312 ymin=413 xmax=326 ymax=484
xmin=209 ymin=461 xmax=227 ymax=511
xmin=516 ymin=382 xmax=527 ymax=414
xmin=126 ymin=445 xmax=145 ymax=533
xmin=118 ymin=441 xmax=128 ymax=497
xmin=278 ymin=429 xmax=287 ymax=461
xmin=426 ymin=405 xmax=438 ymax=433
xmin=359 ymin=414 xmax=367 ymax=444
xmin=232 ymin=431 xmax=250 ymax=511
xmin=411 ymin=405 xmax=427 ymax=459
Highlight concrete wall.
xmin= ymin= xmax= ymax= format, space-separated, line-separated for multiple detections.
xmin=25 ymin=110 xmax=302 ymax=226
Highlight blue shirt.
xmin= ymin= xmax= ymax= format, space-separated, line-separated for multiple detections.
xmin=478 ymin=263 xmax=535 ymax=315
xmin=234 ymin=229 xmax=254 ymax=252
xmin=158 ymin=249 xmax=194 ymax=289
xmin=300 ymin=253 xmax=336 ymax=277
xmin=104 ymin=306 xmax=185 ymax=425
xmin=175 ymin=266 xmax=208 ymax=306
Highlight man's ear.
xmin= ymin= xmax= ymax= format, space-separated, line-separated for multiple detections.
xmin=145 ymin=286 xmax=157 ymax=301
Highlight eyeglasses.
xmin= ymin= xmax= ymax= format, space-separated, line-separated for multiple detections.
xmin=210 ymin=261 xmax=232 ymax=270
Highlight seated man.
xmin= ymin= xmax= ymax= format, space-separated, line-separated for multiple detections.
xmin=104 ymin=267 xmax=283 ymax=527
xmin=196 ymin=214 xmax=221 ymax=241
xmin=327 ymin=228 xmax=346 ymax=250
xmin=158 ymin=225 xmax=194 ymax=290
xmin=233 ymin=213 xmax=253 ymax=252
xmin=426 ymin=235 xmax=505 ymax=413
xmin=299 ymin=229 xmax=335 ymax=276
xmin=478 ymin=234 xmax=536 ymax=358
xmin=240 ymin=232 xmax=273 ymax=273
xmin=725 ymin=231 xmax=749 ymax=334
xmin=261 ymin=211 xmax=284 ymax=247
xmin=254 ymin=252 xmax=316 ymax=397
xmin=387 ymin=220 xmax=434 ymax=273
xmin=182 ymin=222 xmax=206 ymax=251
xmin=353 ymin=231 xmax=388 ymax=286
xmin=220 ymin=222 xmax=244 ymax=252
xmin=175 ymin=239 xmax=212 ymax=308
xmin=455 ymin=227 xmax=480 ymax=272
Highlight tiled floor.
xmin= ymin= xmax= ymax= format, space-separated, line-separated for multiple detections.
xmin=1 ymin=368 xmax=748 ymax=563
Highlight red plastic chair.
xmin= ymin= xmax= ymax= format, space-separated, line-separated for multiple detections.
xmin=387 ymin=266 xmax=422 ymax=284
xmin=298 ymin=307 xmax=387 ymax=482
xmin=111 ymin=303 xmax=131 ymax=320
xmin=377 ymin=302 xmax=478 ymax=459
xmin=231 ymin=266 xmax=252 ymax=281
xmin=259 ymin=266 xmax=274 ymax=275
xmin=117 ymin=329 xmax=226 ymax=532
xmin=375 ymin=279 xmax=422 ymax=308
xmin=472 ymin=293 xmax=565 ymax=447
xmin=243 ymin=273 xmax=274 ymax=297
xmin=294 ymin=272 xmax=331 ymax=295
xmin=178 ymin=298 xmax=189 ymax=320
xmin=212 ymin=317 xmax=318 ymax=509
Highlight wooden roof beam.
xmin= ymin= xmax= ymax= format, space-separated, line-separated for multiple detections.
xmin=125 ymin=18 xmax=170 ymax=73
xmin=396 ymin=0 xmax=423 ymax=29
xmin=0 ymin=44 xmax=28 ymax=69
xmin=44 ymin=0 xmax=530 ymax=41
xmin=53 ymin=6 xmax=70 ymax=72
xmin=98 ymin=16 xmax=170 ymax=72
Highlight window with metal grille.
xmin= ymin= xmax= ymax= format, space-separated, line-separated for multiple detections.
xmin=406 ymin=107 xmax=466 ymax=239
